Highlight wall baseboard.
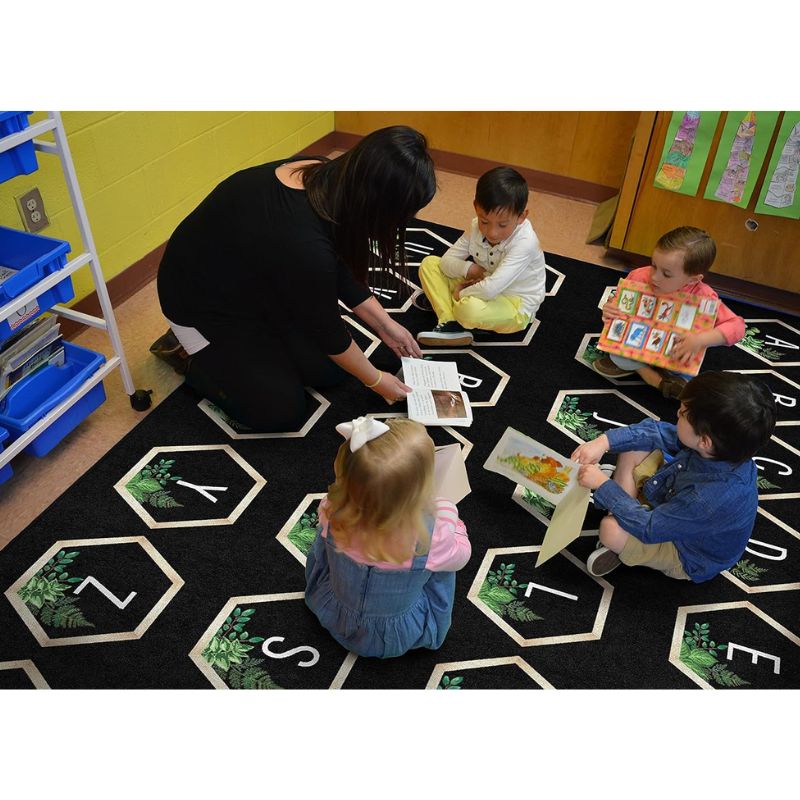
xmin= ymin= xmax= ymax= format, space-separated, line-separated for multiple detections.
xmin=302 ymin=131 xmax=619 ymax=204
xmin=60 ymin=243 xmax=166 ymax=340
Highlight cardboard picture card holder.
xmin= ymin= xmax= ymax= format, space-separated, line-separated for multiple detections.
xmin=597 ymin=279 xmax=718 ymax=376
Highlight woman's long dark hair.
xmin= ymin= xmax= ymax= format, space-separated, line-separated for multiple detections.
xmin=298 ymin=126 xmax=436 ymax=286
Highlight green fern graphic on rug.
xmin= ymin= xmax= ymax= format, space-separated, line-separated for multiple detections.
xmin=438 ymin=675 xmax=464 ymax=689
xmin=556 ymin=395 xmax=603 ymax=441
xmin=730 ymin=558 xmax=769 ymax=582
xmin=757 ymin=475 xmax=781 ymax=491
xmin=288 ymin=508 xmax=320 ymax=555
xmin=582 ymin=341 xmax=603 ymax=365
xmin=18 ymin=550 xmax=94 ymax=629
xmin=126 ymin=459 xmax=183 ymax=508
xmin=739 ymin=327 xmax=783 ymax=361
xmin=208 ymin=402 xmax=253 ymax=432
xmin=478 ymin=563 xmax=542 ymax=622
xmin=521 ymin=488 xmax=556 ymax=519
xmin=680 ymin=622 xmax=749 ymax=687
xmin=202 ymin=607 xmax=282 ymax=689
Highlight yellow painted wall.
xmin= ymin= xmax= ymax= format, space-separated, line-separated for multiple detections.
xmin=0 ymin=111 xmax=334 ymax=302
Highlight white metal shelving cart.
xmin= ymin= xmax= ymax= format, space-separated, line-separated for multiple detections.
xmin=0 ymin=111 xmax=151 ymax=477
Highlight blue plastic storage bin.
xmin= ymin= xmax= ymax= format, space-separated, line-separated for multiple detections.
xmin=0 ymin=426 xmax=12 ymax=484
xmin=0 ymin=112 xmax=38 ymax=183
xmin=0 ymin=341 xmax=106 ymax=457
xmin=0 ymin=225 xmax=73 ymax=344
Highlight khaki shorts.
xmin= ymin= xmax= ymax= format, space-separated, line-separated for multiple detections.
xmin=621 ymin=449 xmax=690 ymax=581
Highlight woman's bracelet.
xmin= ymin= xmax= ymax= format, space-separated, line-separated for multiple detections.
xmin=363 ymin=371 xmax=383 ymax=389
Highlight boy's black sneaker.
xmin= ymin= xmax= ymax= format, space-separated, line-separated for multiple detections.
xmin=416 ymin=321 xmax=474 ymax=347
xmin=586 ymin=546 xmax=622 ymax=577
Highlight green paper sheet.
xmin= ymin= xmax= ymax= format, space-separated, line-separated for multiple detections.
xmin=653 ymin=111 xmax=720 ymax=196
xmin=755 ymin=111 xmax=800 ymax=219
xmin=704 ymin=111 xmax=780 ymax=208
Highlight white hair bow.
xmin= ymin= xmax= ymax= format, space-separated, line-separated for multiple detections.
xmin=336 ymin=416 xmax=390 ymax=453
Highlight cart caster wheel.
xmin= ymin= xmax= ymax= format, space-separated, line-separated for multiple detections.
xmin=131 ymin=389 xmax=153 ymax=411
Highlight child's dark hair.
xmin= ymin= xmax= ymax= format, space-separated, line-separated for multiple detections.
xmin=680 ymin=372 xmax=776 ymax=463
xmin=475 ymin=167 xmax=528 ymax=216
xmin=656 ymin=226 xmax=716 ymax=275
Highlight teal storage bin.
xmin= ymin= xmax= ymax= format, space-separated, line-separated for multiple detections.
xmin=0 ymin=225 xmax=73 ymax=344
xmin=0 ymin=341 xmax=106 ymax=457
xmin=0 ymin=112 xmax=38 ymax=182
xmin=0 ymin=426 xmax=12 ymax=484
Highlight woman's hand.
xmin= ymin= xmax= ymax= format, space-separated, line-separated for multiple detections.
xmin=571 ymin=434 xmax=609 ymax=465
xmin=369 ymin=371 xmax=413 ymax=405
xmin=378 ymin=317 xmax=423 ymax=359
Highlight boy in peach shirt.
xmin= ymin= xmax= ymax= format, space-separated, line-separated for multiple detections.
xmin=595 ymin=226 xmax=745 ymax=399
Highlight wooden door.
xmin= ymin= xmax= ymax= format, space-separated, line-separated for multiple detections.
xmin=611 ymin=111 xmax=800 ymax=293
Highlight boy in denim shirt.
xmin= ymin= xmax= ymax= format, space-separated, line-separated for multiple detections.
xmin=572 ymin=372 xmax=776 ymax=581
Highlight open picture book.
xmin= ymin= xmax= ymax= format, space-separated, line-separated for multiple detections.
xmin=400 ymin=357 xmax=472 ymax=427
xmin=598 ymin=277 xmax=719 ymax=376
xmin=484 ymin=427 xmax=591 ymax=567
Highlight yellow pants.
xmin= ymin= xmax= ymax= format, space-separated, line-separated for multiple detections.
xmin=418 ymin=255 xmax=530 ymax=334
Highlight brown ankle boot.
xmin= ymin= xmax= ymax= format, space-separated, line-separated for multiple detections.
xmin=149 ymin=329 xmax=191 ymax=375
xmin=658 ymin=371 xmax=687 ymax=400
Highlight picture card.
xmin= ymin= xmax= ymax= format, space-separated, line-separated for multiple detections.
xmin=607 ymin=318 xmax=627 ymax=342
xmin=617 ymin=288 xmax=638 ymax=315
xmin=656 ymin=299 xmax=676 ymax=323
xmin=675 ymin=303 xmax=698 ymax=330
xmin=636 ymin=294 xmax=656 ymax=319
xmin=598 ymin=285 xmax=619 ymax=311
xmin=645 ymin=327 xmax=667 ymax=353
xmin=624 ymin=321 xmax=648 ymax=349
xmin=484 ymin=427 xmax=590 ymax=567
xmin=484 ymin=427 xmax=579 ymax=504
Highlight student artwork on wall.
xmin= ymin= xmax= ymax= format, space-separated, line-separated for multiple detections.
xmin=754 ymin=111 xmax=800 ymax=219
xmin=597 ymin=278 xmax=718 ymax=376
xmin=704 ymin=111 xmax=780 ymax=208
xmin=653 ymin=111 xmax=721 ymax=196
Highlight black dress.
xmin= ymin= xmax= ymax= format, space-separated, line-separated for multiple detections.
xmin=157 ymin=158 xmax=372 ymax=431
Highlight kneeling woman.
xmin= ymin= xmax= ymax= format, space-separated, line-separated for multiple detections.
xmin=155 ymin=126 xmax=436 ymax=430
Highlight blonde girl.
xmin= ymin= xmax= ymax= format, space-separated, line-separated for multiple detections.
xmin=304 ymin=416 xmax=471 ymax=658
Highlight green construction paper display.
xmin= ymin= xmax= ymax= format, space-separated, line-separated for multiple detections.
xmin=653 ymin=111 xmax=720 ymax=196
xmin=754 ymin=111 xmax=800 ymax=219
xmin=704 ymin=111 xmax=780 ymax=208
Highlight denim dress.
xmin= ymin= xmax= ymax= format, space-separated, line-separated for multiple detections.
xmin=304 ymin=519 xmax=456 ymax=659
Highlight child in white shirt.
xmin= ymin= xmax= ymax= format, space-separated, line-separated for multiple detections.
xmin=416 ymin=166 xmax=547 ymax=346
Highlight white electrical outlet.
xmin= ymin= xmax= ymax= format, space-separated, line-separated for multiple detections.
xmin=16 ymin=187 xmax=49 ymax=233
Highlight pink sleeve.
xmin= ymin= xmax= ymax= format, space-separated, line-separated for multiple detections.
xmin=318 ymin=497 xmax=330 ymax=536
xmin=424 ymin=497 xmax=471 ymax=573
xmin=713 ymin=300 xmax=745 ymax=345
xmin=625 ymin=266 xmax=653 ymax=284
